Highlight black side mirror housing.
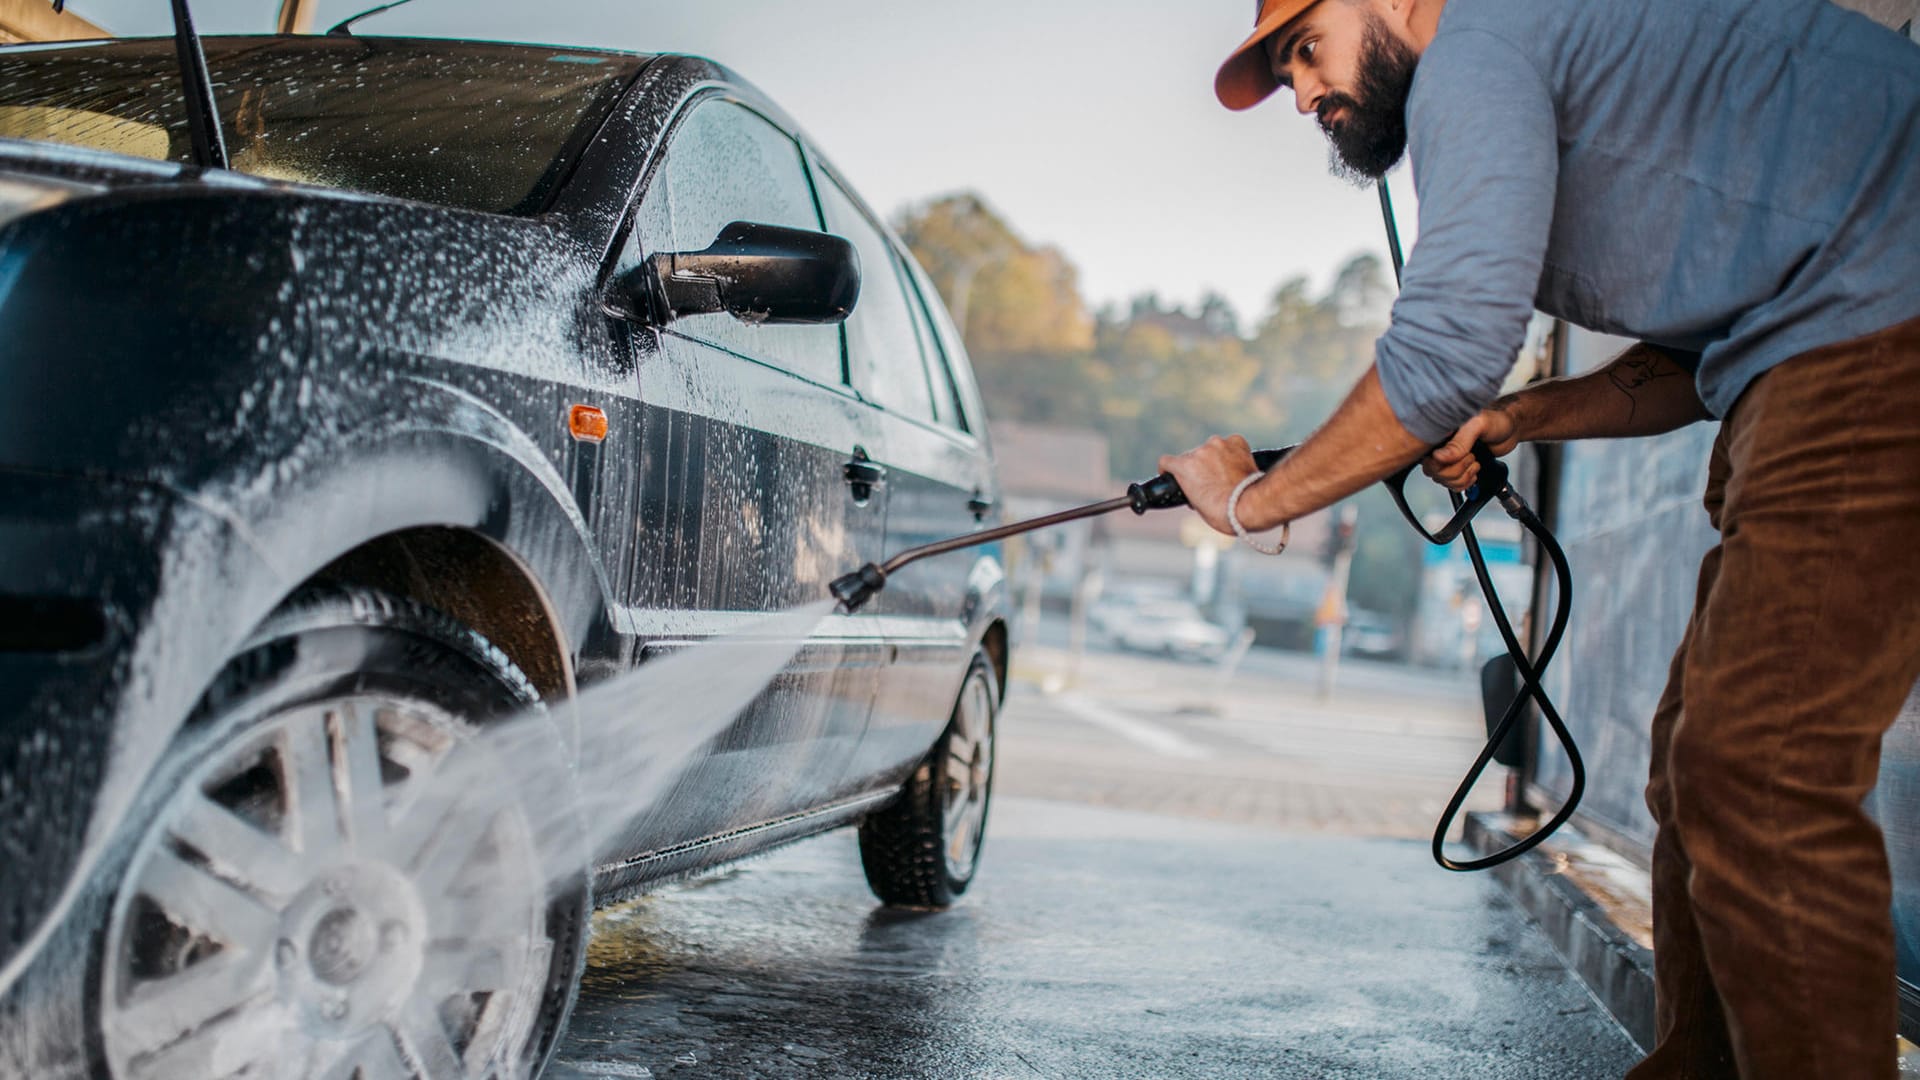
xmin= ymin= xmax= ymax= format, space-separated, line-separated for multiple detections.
xmin=615 ymin=220 xmax=861 ymax=327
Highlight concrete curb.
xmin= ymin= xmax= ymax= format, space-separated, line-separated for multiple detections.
xmin=1466 ymin=812 xmax=1657 ymax=1053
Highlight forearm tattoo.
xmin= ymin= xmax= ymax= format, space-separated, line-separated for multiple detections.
xmin=1607 ymin=347 xmax=1686 ymax=424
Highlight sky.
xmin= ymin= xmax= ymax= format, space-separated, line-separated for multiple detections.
xmin=68 ymin=0 xmax=1419 ymax=325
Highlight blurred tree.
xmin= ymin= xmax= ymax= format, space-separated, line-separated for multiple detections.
xmin=965 ymin=246 xmax=1095 ymax=355
xmin=894 ymin=194 xmax=1092 ymax=354
xmin=1085 ymin=302 xmax=1275 ymax=479
xmin=897 ymin=193 xmax=1096 ymax=432
xmin=1328 ymin=252 xmax=1394 ymax=327
xmin=892 ymin=193 xmax=1012 ymax=331
xmin=1251 ymin=254 xmax=1387 ymax=383
xmin=1198 ymin=292 xmax=1242 ymax=339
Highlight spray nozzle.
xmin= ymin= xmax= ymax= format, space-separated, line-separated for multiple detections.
xmin=830 ymin=563 xmax=888 ymax=614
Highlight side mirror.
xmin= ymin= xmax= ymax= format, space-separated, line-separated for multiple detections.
xmin=614 ymin=220 xmax=861 ymax=326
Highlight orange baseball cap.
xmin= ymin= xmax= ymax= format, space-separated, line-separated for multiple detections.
xmin=1215 ymin=0 xmax=1318 ymax=111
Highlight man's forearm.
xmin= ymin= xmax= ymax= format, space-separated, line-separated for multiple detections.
xmin=1499 ymin=343 xmax=1710 ymax=444
xmin=1169 ymin=344 xmax=1709 ymax=535
xmin=1236 ymin=366 xmax=1430 ymax=530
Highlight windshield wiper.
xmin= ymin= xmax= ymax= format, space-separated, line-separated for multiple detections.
xmin=39 ymin=2 xmax=230 ymax=170
xmin=327 ymin=0 xmax=419 ymax=36
xmin=164 ymin=0 xmax=228 ymax=170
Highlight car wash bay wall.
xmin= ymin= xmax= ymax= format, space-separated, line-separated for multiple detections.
xmin=1527 ymin=327 xmax=1717 ymax=849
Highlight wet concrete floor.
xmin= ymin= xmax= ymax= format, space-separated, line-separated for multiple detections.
xmin=548 ymin=797 xmax=1641 ymax=1079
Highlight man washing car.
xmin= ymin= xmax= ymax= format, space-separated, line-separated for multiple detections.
xmin=1157 ymin=0 xmax=1920 ymax=1075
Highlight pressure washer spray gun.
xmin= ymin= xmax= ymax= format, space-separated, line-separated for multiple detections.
xmin=829 ymin=440 xmax=1585 ymax=874
xmin=828 ymin=443 xmax=1515 ymax=616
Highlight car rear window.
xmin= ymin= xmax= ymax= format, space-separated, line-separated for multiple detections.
xmin=0 ymin=36 xmax=642 ymax=215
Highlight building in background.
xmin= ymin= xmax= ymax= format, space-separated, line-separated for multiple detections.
xmin=0 ymin=0 xmax=106 ymax=42
xmin=988 ymin=420 xmax=1111 ymax=620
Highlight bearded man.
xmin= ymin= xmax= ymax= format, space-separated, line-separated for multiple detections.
xmin=1157 ymin=1 xmax=1920 ymax=1076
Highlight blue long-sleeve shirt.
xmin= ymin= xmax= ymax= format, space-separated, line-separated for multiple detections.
xmin=1376 ymin=0 xmax=1920 ymax=444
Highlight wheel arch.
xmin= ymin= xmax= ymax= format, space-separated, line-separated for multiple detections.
xmin=0 ymin=412 xmax=614 ymax=1000
xmin=965 ymin=552 xmax=1012 ymax=703
xmin=980 ymin=617 xmax=1010 ymax=701
xmin=220 ymin=376 xmax=616 ymax=706
xmin=307 ymin=526 xmax=574 ymax=700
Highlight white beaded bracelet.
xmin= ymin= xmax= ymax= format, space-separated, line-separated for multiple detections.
xmin=1227 ymin=472 xmax=1290 ymax=556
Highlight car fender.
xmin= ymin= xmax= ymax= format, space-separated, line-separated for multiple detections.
xmin=0 ymin=385 xmax=612 ymax=997
xmin=962 ymin=552 xmax=1011 ymax=691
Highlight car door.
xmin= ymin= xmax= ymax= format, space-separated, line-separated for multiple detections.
xmin=596 ymin=94 xmax=891 ymax=866
xmin=809 ymin=160 xmax=996 ymax=788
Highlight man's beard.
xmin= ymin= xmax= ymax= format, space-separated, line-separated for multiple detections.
xmin=1319 ymin=15 xmax=1419 ymax=184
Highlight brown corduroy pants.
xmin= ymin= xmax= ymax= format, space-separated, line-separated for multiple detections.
xmin=1626 ymin=316 xmax=1920 ymax=1080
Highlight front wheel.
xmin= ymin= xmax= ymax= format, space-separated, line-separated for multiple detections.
xmin=92 ymin=587 xmax=588 ymax=1080
xmin=857 ymin=650 xmax=999 ymax=909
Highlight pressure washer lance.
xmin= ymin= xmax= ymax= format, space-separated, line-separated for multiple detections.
xmin=830 ymin=446 xmax=1295 ymax=614
xmin=829 ymin=442 xmax=1585 ymax=873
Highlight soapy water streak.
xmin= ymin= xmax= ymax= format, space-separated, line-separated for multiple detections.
xmin=457 ymin=599 xmax=840 ymax=896
xmin=364 ymin=599 xmax=842 ymax=1078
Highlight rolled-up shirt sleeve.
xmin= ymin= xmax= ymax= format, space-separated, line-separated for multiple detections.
xmin=1376 ymin=28 xmax=1559 ymax=445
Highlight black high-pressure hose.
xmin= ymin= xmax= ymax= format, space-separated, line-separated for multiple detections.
xmin=1439 ymin=493 xmax=1583 ymax=869
xmin=1374 ymin=178 xmax=1585 ymax=870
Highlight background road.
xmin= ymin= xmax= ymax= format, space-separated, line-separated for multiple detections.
xmin=993 ymin=639 xmax=1501 ymax=837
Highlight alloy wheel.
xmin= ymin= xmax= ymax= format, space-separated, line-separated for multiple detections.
xmin=939 ymin=669 xmax=995 ymax=883
xmin=100 ymin=694 xmax=549 ymax=1080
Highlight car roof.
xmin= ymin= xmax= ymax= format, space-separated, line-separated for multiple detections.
xmin=0 ymin=33 xmax=657 ymax=65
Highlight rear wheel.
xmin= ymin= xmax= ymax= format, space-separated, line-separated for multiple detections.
xmin=92 ymin=586 xmax=587 ymax=1080
xmin=857 ymin=650 xmax=998 ymax=909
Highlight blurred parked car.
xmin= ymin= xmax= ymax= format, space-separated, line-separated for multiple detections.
xmin=0 ymin=34 xmax=1007 ymax=1080
xmin=1090 ymin=594 xmax=1232 ymax=661
xmin=1341 ymin=608 xmax=1407 ymax=661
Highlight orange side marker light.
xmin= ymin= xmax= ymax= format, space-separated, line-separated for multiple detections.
xmin=568 ymin=404 xmax=609 ymax=444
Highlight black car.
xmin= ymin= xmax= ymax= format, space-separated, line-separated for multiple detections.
xmin=0 ymin=34 xmax=1008 ymax=1080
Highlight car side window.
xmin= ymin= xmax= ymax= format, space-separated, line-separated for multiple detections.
xmin=633 ymin=98 xmax=841 ymax=386
xmin=900 ymin=273 xmax=950 ymax=428
xmin=900 ymin=259 xmax=973 ymax=434
xmin=813 ymin=170 xmax=939 ymax=423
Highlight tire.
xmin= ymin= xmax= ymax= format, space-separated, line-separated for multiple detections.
xmin=88 ymin=585 xmax=588 ymax=1080
xmin=857 ymin=649 xmax=999 ymax=909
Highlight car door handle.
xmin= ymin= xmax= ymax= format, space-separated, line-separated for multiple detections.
xmin=968 ymin=492 xmax=997 ymax=520
xmin=844 ymin=455 xmax=887 ymax=503
xmin=844 ymin=459 xmax=888 ymax=487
